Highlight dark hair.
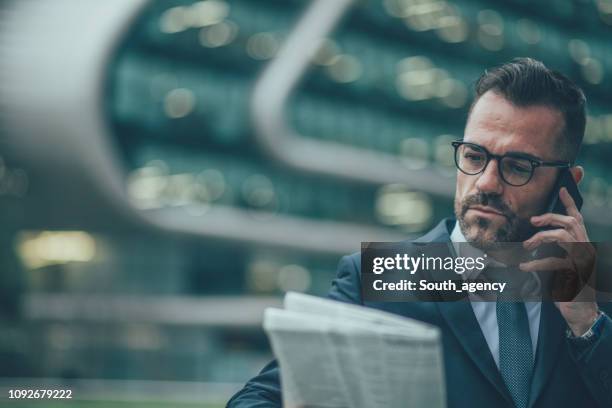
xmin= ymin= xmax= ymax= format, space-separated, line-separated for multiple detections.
xmin=470 ymin=58 xmax=586 ymax=162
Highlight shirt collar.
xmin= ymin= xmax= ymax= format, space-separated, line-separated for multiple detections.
xmin=450 ymin=222 xmax=493 ymax=279
xmin=450 ymin=221 xmax=542 ymax=296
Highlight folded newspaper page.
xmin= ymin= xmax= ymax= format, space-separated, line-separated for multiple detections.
xmin=263 ymin=292 xmax=446 ymax=408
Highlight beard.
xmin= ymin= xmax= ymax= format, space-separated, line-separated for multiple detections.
xmin=455 ymin=191 xmax=536 ymax=250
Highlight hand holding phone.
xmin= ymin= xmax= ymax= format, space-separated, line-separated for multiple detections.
xmin=543 ymin=168 xmax=583 ymax=219
xmin=532 ymin=169 xmax=582 ymax=260
xmin=526 ymin=168 xmax=591 ymax=299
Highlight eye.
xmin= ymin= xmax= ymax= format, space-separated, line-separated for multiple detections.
xmin=506 ymin=159 xmax=531 ymax=174
xmin=464 ymin=153 xmax=484 ymax=164
xmin=464 ymin=152 xmax=484 ymax=163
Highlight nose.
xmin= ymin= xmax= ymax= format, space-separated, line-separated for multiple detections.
xmin=475 ymin=158 xmax=504 ymax=195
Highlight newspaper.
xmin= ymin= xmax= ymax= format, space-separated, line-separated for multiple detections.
xmin=263 ymin=292 xmax=446 ymax=408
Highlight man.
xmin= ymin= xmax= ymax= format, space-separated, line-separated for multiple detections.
xmin=228 ymin=58 xmax=612 ymax=408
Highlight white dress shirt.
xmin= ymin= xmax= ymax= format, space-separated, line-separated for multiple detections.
xmin=450 ymin=222 xmax=541 ymax=369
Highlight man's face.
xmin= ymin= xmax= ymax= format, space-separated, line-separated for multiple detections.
xmin=454 ymin=91 xmax=565 ymax=249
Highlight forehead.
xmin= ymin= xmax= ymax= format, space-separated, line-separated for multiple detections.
xmin=464 ymin=91 xmax=565 ymax=160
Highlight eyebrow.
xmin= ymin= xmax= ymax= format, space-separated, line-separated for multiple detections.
xmin=467 ymin=143 xmax=544 ymax=162
xmin=503 ymin=150 xmax=542 ymax=161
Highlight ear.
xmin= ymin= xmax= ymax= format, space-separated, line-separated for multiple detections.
xmin=570 ymin=165 xmax=584 ymax=185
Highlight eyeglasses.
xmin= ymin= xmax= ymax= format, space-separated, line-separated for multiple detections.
xmin=451 ymin=141 xmax=572 ymax=186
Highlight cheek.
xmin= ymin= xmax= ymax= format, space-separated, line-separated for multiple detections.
xmin=455 ymin=172 xmax=473 ymax=198
xmin=510 ymin=187 xmax=550 ymax=217
xmin=514 ymin=170 xmax=558 ymax=214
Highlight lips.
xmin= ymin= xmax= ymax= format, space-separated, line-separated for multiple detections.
xmin=469 ymin=205 xmax=506 ymax=218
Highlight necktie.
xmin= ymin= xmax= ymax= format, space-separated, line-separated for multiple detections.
xmin=497 ymin=301 xmax=534 ymax=408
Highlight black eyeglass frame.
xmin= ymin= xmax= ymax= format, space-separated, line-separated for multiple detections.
xmin=451 ymin=140 xmax=573 ymax=186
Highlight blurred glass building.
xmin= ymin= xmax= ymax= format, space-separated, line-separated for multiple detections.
xmin=1 ymin=0 xmax=612 ymax=406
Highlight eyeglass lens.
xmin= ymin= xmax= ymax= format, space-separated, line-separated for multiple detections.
xmin=455 ymin=144 xmax=534 ymax=186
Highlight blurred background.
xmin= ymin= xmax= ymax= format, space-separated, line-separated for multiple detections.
xmin=1 ymin=0 xmax=612 ymax=406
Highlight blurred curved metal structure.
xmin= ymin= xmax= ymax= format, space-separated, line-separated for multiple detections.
xmin=251 ymin=0 xmax=456 ymax=197
xmin=0 ymin=0 xmax=406 ymax=256
xmin=250 ymin=0 xmax=610 ymax=227
xmin=0 ymin=0 xmax=150 ymax=230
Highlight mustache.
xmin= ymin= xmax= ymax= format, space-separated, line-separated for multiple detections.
xmin=461 ymin=192 xmax=514 ymax=220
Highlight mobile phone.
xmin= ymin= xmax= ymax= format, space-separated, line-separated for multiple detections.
xmin=536 ymin=169 xmax=585 ymax=298
xmin=533 ymin=168 xmax=582 ymax=258
xmin=544 ymin=168 xmax=583 ymax=217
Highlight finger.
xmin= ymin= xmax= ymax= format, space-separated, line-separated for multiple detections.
xmin=559 ymin=187 xmax=582 ymax=221
xmin=524 ymin=229 xmax=574 ymax=250
xmin=531 ymin=212 xmax=577 ymax=230
xmin=531 ymin=212 xmax=586 ymax=241
xmin=519 ymin=257 xmax=571 ymax=272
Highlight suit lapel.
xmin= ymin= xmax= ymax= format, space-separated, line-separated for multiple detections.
xmin=409 ymin=219 xmax=568 ymax=407
xmin=436 ymin=301 xmax=515 ymax=405
xmin=419 ymin=219 xmax=514 ymax=404
xmin=528 ymin=301 xmax=565 ymax=408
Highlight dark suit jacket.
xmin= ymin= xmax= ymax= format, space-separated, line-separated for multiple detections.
xmin=228 ymin=218 xmax=612 ymax=408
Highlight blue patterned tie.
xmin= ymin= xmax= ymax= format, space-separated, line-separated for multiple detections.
xmin=497 ymin=301 xmax=534 ymax=408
